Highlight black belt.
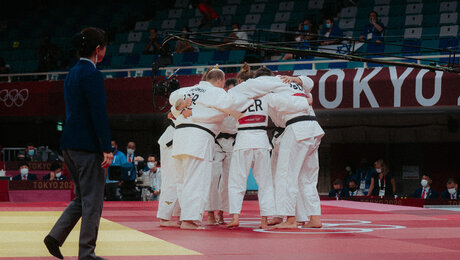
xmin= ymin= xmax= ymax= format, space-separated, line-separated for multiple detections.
xmin=273 ymin=127 xmax=285 ymax=138
xmin=166 ymin=140 xmax=173 ymax=147
xmin=238 ymin=126 xmax=267 ymax=131
xmin=216 ymin=133 xmax=237 ymax=139
xmin=176 ymin=124 xmax=216 ymax=138
xmin=286 ymin=115 xmax=317 ymax=127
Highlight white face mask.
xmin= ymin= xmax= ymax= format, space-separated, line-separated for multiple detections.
xmin=375 ymin=168 xmax=382 ymax=173
xmin=147 ymin=162 xmax=155 ymax=169
xmin=345 ymin=166 xmax=351 ymax=172
xmin=448 ymin=188 xmax=456 ymax=195
xmin=421 ymin=179 xmax=428 ymax=187
xmin=127 ymin=148 xmax=134 ymax=155
xmin=55 ymin=172 xmax=62 ymax=178
xmin=20 ymin=168 xmax=28 ymax=175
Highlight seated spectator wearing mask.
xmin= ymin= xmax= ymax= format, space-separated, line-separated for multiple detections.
xmin=17 ymin=143 xmax=40 ymax=161
xmin=348 ymin=179 xmax=364 ymax=197
xmin=126 ymin=141 xmax=143 ymax=164
xmin=43 ymin=161 xmax=66 ymax=181
xmin=105 ymin=140 xmax=127 ymax=200
xmin=343 ymin=164 xmax=355 ymax=187
xmin=282 ymin=19 xmax=315 ymax=60
xmin=111 ymin=140 xmax=127 ymax=165
xmin=359 ymin=11 xmax=384 ymax=43
xmin=143 ymin=155 xmax=161 ymax=200
xmin=441 ymin=178 xmax=459 ymax=200
xmin=367 ymin=159 xmax=395 ymax=197
xmin=175 ymin=27 xmax=195 ymax=53
xmin=412 ymin=174 xmax=439 ymax=199
xmin=12 ymin=162 xmax=38 ymax=181
xmin=319 ymin=18 xmax=343 ymax=46
xmin=143 ymin=28 xmax=162 ymax=55
xmin=354 ymin=158 xmax=375 ymax=196
xmin=328 ymin=178 xmax=349 ymax=199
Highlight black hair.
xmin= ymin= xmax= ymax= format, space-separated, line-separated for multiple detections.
xmin=26 ymin=142 xmax=34 ymax=147
xmin=72 ymin=27 xmax=108 ymax=58
xmin=225 ymin=78 xmax=238 ymax=90
xmin=148 ymin=154 xmax=158 ymax=160
xmin=447 ymin=178 xmax=458 ymax=185
xmin=18 ymin=161 xmax=29 ymax=169
xmin=369 ymin=11 xmax=378 ymax=17
xmin=423 ymin=173 xmax=433 ymax=180
xmin=254 ymin=67 xmax=273 ymax=78
xmin=50 ymin=161 xmax=62 ymax=172
xmin=333 ymin=178 xmax=343 ymax=185
xmin=349 ymin=179 xmax=358 ymax=185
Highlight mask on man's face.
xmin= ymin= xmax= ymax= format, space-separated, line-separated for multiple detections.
xmin=303 ymin=25 xmax=309 ymax=31
xmin=448 ymin=188 xmax=457 ymax=195
xmin=376 ymin=168 xmax=382 ymax=173
xmin=127 ymin=148 xmax=134 ymax=155
xmin=28 ymin=150 xmax=35 ymax=156
xmin=325 ymin=23 xmax=331 ymax=29
xmin=421 ymin=179 xmax=428 ymax=187
xmin=345 ymin=166 xmax=351 ymax=172
xmin=111 ymin=146 xmax=116 ymax=152
xmin=20 ymin=168 xmax=28 ymax=175
xmin=147 ymin=162 xmax=155 ymax=169
xmin=55 ymin=172 xmax=62 ymax=178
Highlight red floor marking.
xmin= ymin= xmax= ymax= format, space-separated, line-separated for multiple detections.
xmin=1 ymin=200 xmax=460 ymax=259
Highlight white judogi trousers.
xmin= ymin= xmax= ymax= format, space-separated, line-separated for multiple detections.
xmin=157 ymin=146 xmax=180 ymax=220
xmin=275 ymin=126 xmax=322 ymax=217
xmin=174 ymin=155 xmax=213 ymax=221
xmin=218 ymin=149 xmax=232 ymax=212
xmin=228 ymin=148 xmax=275 ymax=216
xmin=206 ymin=144 xmax=224 ymax=212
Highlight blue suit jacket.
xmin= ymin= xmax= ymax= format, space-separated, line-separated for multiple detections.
xmin=12 ymin=174 xmax=38 ymax=181
xmin=413 ymin=187 xmax=439 ymax=199
xmin=441 ymin=190 xmax=459 ymax=199
xmin=60 ymin=59 xmax=111 ymax=153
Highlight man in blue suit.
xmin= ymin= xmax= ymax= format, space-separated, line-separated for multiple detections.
xmin=12 ymin=162 xmax=38 ymax=180
xmin=413 ymin=173 xmax=439 ymax=199
xmin=441 ymin=178 xmax=459 ymax=200
xmin=328 ymin=178 xmax=349 ymax=199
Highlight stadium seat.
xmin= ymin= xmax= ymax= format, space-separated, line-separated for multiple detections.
xmin=168 ymin=9 xmax=183 ymax=19
xmin=406 ymin=3 xmax=423 ymax=14
xmin=188 ymin=18 xmax=201 ymax=28
xmin=346 ymin=61 xmax=364 ymax=68
xmin=405 ymin=14 xmax=423 ymax=27
xmin=128 ymin=32 xmax=143 ymax=42
xmin=329 ymin=62 xmax=347 ymax=69
xmin=245 ymin=14 xmax=261 ymax=25
xmin=212 ymin=50 xmax=230 ymax=64
xmin=222 ymin=5 xmax=237 ymax=16
xmin=134 ymin=21 xmax=150 ymax=31
xmin=161 ymin=20 xmax=177 ymax=30
xmin=279 ymin=1 xmax=294 ymax=11
xmin=182 ymin=52 xmax=199 ymax=64
xmin=111 ymin=56 xmax=126 ymax=68
xmin=375 ymin=0 xmax=391 ymax=5
xmin=173 ymin=53 xmax=184 ymax=65
xmin=294 ymin=63 xmax=313 ymax=70
xmin=439 ymin=37 xmax=458 ymax=51
xmin=119 ymin=43 xmax=134 ymax=54
xmin=139 ymin=54 xmax=158 ymax=67
xmin=175 ymin=0 xmax=188 ymax=8
xmin=402 ymin=39 xmax=421 ymax=54
xmin=340 ymin=7 xmax=357 ymax=18
xmin=440 ymin=25 xmax=458 ymax=37
xmin=404 ymin=27 xmax=422 ymax=39
xmin=227 ymin=0 xmax=241 ymax=4
xmin=439 ymin=1 xmax=457 ymax=13
xmin=274 ymin=12 xmax=291 ymax=23
xmin=228 ymin=50 xmax=246 ymax=64
xmin=440 ymin=12 xmax=458 ymax=24
xmin=124 ymin=54 xmax=140 ymax=67
xmin=422 ymin=14 xmax=439 ymax=27
xmin=374 ymin=5 xmax=390 ymax=17
xmin=250 ymin=3 xmax=266 ymax=13
xmin=308 ymin=0 xmax=324 ymax=10
xmin=339 ymin=18 xmax=356 ymax=31
xmin=197 ymin=51 xmax=214 ymax=65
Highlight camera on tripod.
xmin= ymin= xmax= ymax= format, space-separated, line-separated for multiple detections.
xmin=151 ymin=45 xmax=181 ymax=110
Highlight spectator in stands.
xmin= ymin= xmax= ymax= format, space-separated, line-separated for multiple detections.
xmin=412 ymin=173 xmax=439 ymax=199
xmin=126 ymin=141 xmax=144 ymax=164
xmin=43 ymin=161 xmax=66 ymax=181
xmin=0 ymin=57 xmax=10 ymax=75
xmin=191 ymin=0 xmax=220 ymax=29
xmin=348 ymin=179 xmax=364 ymax=197
xmin=37 ymin=35 xmax=60 ymax=72
xmin=344 ymin=164 xmax=355 ymax=187
xmin=319 ymin=18 xmax=343 ymax=46
xmin=359 ymin=11 xmax=385 ymax=43
xmin=282 ymin=19 xmax=315 ymax=60
xmin=442 ymin=178 xmax=459 ymax=200
xmin=328 ymin=178 xmax=349 ymax=199
xmin=12 ymin=162 xmax=38 ymax=181
xmin=367 ymin=159 xmax=395 ymax=197
xmin=111 ymin=140 xmax=127 ymax=165
xmin=143 ymin=28 xmax=162 ymax=55
xmin=355 ymin=157 xmax=375 ymax=196
xmin=144 ymin=154 xmax=161 ymax=200
xmin=175 ymin=27 xmax=195 ymax=54
xmin=17 ymin=143 xmax=40 ymax=161
xmin=229 ymin=23 xmax=248 ymax=45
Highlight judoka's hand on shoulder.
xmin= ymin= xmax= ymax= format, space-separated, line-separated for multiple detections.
xmin=279 ymin=75 xmax=302 ymax=85
xmin=182 ymin=109 xmax=193 ymax=118
xmin=176 ymin=97 xmax=192 ymax=110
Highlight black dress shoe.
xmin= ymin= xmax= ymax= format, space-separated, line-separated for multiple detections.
xmin=44 ymin=235 xmax=64 ymax=259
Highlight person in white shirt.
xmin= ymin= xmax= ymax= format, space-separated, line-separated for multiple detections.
xmin=348 ymin=179 xmax=364 ymax=197
xmin=169 ymin=68 xmax=252 ymax=229
xmin=229 ymin=23 xmax=248 ymax=45
xmin=156 ymin=114 xmax=181 ymax=226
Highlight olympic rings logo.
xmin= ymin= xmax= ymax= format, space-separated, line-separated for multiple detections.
xmin=0 ymin=89 xmax=29 ymax=107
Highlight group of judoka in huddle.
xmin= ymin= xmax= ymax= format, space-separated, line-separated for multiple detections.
xmin=155 ymin=63 xmax=324 ymax=230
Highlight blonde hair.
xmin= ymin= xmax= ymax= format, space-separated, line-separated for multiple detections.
xmin=374 ymin=159 xmax=389 ymax=176
xmin=237 ymin=62 xmax=254 ymax=82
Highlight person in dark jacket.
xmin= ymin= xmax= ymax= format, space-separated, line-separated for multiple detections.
xmin=42 ymin=161 xmax=66 ymax=181
xmin=44 ymin=27 xmax=113 ymax=260
xmin=368 ymin=159 xmax=395 ymax=198
xmin=413 ymin=173 xmax=439 ymax=199
xmin=441 ymin=178 xmax=459 ymax=200
xmin=328 ymin=178 xmax=349 ymax=199
xmin=12 ymin=162 xmax=38 ymax=181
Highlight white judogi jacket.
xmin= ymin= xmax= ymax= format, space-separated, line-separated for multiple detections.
xmin=233 ymin=96 xmax=271 ymax=151
xmin=169 ymin=81 xmax=252 ymax=159
xmin=158 ymin=122 xmax=175 ymax=149
xmin=216 ymin=115 xmax=237 ymax=153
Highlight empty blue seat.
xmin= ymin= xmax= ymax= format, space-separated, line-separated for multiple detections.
xmin=294 ymin=63 xmax=312 ymax=70
xmin=212 ymin=50 xmax=230 ymax=63
xmin=124 ymin=54 xmax=140 ymax=66
xmin=402 ymin=39 xmax=421 ymax=55
xmin=182 ymin=52 xmax=199 ymax=63
xmin=439 ymin=37 xmax=458 ymax=52
xmin=173 ymin=53 xmax=184 ymax=65
xmin=329 ymin=62 xmax=347 ymax=69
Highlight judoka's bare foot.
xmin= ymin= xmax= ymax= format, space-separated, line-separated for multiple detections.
xmin=297 ymin=222 xmax=305 ymax=226
xmin=159 ymin=219 xmax=180 ymax=227
xmin=260 ymin=216 xmax=269 ymax=229
xmin=302 ymin=216 xmax=322 ymax=228
xmin=207 ymin=211 xmax=217 ymax=225
xmin=274 ymin=217 xmax=298 ymax=229
xmin=226 ymin=214 xmax=239 ymax=228
xmin=268 ymin=217 xmax=283 ymax=226
xmin=181 ymin=221 xmax=202 ymax=230
xmin=216 ymin=211 xmax=225 ymax=224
